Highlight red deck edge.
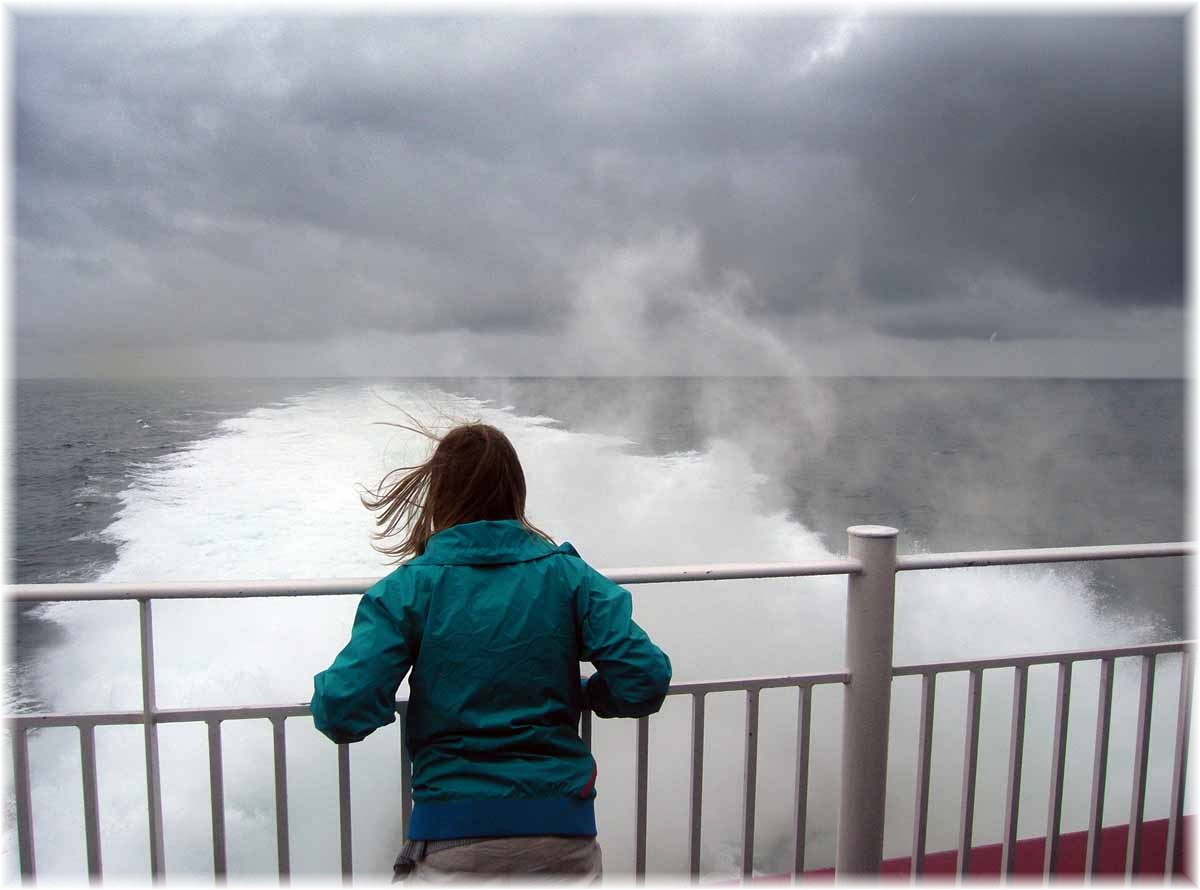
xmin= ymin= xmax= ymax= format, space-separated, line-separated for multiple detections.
xmin=729 ymin=816 xmax=1192 ymax=882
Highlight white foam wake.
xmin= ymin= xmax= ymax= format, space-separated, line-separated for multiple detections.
xmin=5 ymin=383 xmax=1183 ymax=881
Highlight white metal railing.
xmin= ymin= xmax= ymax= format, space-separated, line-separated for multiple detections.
xmin=5 ymin=528 xmax=1194 ymax=883
xmin=893 ymin=640 xmax=1191 ymax=878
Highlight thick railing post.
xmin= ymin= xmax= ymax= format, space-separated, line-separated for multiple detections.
xmin=836 ymin=525 xmax=898 ymax=877
xmin=139 ymin=598 xmax=166 ymax=879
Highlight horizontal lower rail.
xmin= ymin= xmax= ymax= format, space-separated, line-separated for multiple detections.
xmin=893 ymin=640 xmax=1189 ymax=677
xmin=666 ymin=672 xmax=849 ymax=694
xmin=8 ymin=640 xmax=1183 ymax=728
xmin=6 ymin=672 xmax=850 ymax=730
xmin=8 ymin=645 xmax=1183 ymax=727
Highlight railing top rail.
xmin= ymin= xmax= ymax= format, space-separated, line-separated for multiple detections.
xmin=4 ymin=560 xmax=865 ymax=602
xmin=896 ymin=541 xmax=1193 ymax=572
xmin=5 ymin=540 xmax=1191 ymax=602
xmin=605 ymin=559 xmax=862 ymax=585
xmin=5 ymin=577 xmax=382 ymax=602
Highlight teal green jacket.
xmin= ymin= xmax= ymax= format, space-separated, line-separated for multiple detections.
xmin=310 ymin=519 xmax=672 ymax=840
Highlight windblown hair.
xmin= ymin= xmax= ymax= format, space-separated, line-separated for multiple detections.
xmin=361 ymin=420 xmax=553 ymax=562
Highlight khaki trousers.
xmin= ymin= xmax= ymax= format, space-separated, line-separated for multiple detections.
xmin=406 ymin=836 xmax=602 ymax=884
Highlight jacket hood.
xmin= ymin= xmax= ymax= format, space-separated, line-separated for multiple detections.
xmin=411 ymin=519 xmax=563 ymax=567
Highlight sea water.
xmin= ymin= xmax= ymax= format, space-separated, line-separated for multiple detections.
xmin=6 ymin=377 xmax=1189 ymax=880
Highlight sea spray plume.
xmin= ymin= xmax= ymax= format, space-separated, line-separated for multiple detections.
xmin=559 ymin=226 xmax=839 ymax=496
xmin=788 ymin=378 xmax=1186 ymax=633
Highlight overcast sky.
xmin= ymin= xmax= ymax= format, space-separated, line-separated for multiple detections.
xmin=13 ymin=12 xmax=1187 ymax=377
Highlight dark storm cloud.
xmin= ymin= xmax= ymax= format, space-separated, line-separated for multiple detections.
xmin=13 ymin=13 xmax=1184 ymax=358
xmin=815 ymin=16 xmax=1184 ymax=311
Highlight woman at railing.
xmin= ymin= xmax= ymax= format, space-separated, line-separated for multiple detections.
xmin=310 ymin=421 xmax=673 ymax=883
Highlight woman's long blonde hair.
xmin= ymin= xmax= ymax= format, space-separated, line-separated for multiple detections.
xmin=361 ymin=419 xmax=553 ymax=562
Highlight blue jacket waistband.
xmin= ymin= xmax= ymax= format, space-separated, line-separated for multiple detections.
xmin=408 ymin=797 xmax=597 ymax=841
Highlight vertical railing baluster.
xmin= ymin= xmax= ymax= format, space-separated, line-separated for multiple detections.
xmin=79 ymin=724 xmax=103 ymax=882
xmin=688 ymin=692 xmax=705 ymax=884
xmin=837 ymin=525 xmax=898 ymax=876
xmin=793 ymin=685 xmax=812 ymax=881
xmin=138 ymin=599 xmax=166 ymax=879
xmin=399 ymin=702 xmax=413 ymax=841
xmin=271 ymin=717 xmax=291 ymax=881
xmin=13 ymin=725 xmax=36 ymax=880
xmin=634 ymin=715 xmax=649 ymax=883
xmin=1125 ymin=654 xmax=1156 ymax=877
xmin=911 ymin=673 xmax=936 ymax=880
xmin=338 ymin=743 xmax=353 ymax=882
xmin=207 ymin=719 xmax=227 ymax=881
xmin=1085 ymin=657 xmax=1115 ymax=876
xmin=1043 ymin=661 xmax=1073 ymax=878
xmin=741 ymin=688 xmax=760 ymax=881
xmin=1001 ymin=665 xmax=1029 ymax=879
xmin=957 ymin=668 xmax=984 ymax=879
xmin=1166 ymin=651 xmax=1193 ymax=878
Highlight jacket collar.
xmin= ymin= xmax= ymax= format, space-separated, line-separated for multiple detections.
xmin=410 ymin=519 xmax=560 ymax=567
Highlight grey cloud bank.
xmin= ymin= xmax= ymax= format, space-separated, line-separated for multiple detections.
xmin=13 ymin=13 xmax=1186 ymax=378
